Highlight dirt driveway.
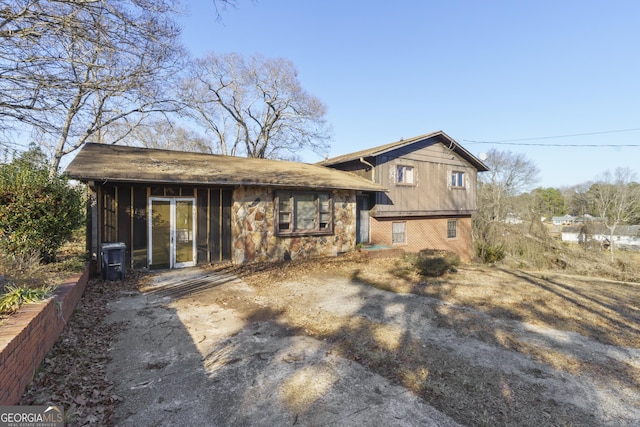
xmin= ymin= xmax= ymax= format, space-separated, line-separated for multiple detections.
xmin=105 ymin=269 xmax=461 ymax=426
xmin=105 ymin=266 xmax=640 ymax=426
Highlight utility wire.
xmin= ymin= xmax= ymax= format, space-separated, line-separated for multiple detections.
xmin=462 ymin=127 xmax=640 ymax=146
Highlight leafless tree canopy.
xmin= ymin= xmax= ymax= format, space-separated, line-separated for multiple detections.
xmin=588 ymin=167 xmax=640 ymax=261
xmin=0 ymin=0 xmax=185 ymax=173
xmin=180 ymin=52 xmax=332 ymax=160
xmin=473 ymin=149 xmax=540 ymax=262
xmin=476 ymin=148 xmax=540 ymax=223
xmin=108 ymin=119 xmax=211 ymax=153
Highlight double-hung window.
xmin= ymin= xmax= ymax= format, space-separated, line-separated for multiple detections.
xmin=392 ymin=222 xmax=406 ymax=244
xmin=447 ymin=219 xmax=457 ymax=239
xmin=396 ymin=165 xmax=415 ymax=185
xmin=451 ymin=171 xmax=465 ymax=188
xmin=277 ymin=191 xmax=332 ymax=235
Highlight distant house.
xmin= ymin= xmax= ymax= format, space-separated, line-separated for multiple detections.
xmin=320 ymin=131 xmax=489 ymax=262
xmin=505 ymin=213 xmax=524 ymax=225
xmin=553 ymin=215 xmax=576 ymax=225
xmin=65 ymin=143 xmax=384 ymax=270
xmin=561 ymin=224 xmax=640 ymax=250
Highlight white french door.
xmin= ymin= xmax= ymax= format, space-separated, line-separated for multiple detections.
xmin=148 ymin=198 xmax=196 ymax=269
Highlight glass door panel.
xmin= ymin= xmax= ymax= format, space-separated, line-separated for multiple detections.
xmin=150 ymin=199 xmax=171 ymax=269
xmin=175 ymin=199 xmax=195 ymax=267
xmin=149 ymin=198 xmax=196 ymax=269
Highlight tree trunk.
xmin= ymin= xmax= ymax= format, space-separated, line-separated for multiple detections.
xmin=609 ymin=231 xmax=615 ymax=263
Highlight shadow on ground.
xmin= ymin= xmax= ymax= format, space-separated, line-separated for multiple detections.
xmin=105 ymin=265 xmax=640 ymax=426
xmin=105 ymin=268 xmax=458 ymax=426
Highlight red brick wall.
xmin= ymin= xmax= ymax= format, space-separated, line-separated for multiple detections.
xmin=0 ymin=266 xmax=89 ymax=405
xmin=370 ymin=216 xmax=473 ymax=262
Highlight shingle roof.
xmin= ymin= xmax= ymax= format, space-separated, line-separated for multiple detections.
xmin=320 ymin=130 xmax=489 ymax=171
xmin=65 ymin=143 xmax=386 ymax=192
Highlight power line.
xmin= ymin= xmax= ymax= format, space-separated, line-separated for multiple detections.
xmin=462 ymin=127 xmax=640 ymax=146
xmin=463 ymin=141 xmax=640 ymax=147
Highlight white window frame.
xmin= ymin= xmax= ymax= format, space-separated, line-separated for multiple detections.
xmin=392 ymin=221 xmax=406 ymax=244
xmin=396 ymin=165 xmax=415 ymax=185
xmin=447 ymin=219 xmax=458 ymax=239
xmin=451 ymin=171 xmax=465 ymax=188
xmin=148 ymin=197 xmax=197 ymax=269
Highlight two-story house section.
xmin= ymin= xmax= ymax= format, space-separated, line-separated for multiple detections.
xmin=320 ymin=131 xmax=489 ymax=262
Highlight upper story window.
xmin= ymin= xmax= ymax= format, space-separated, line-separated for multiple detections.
xmin=276 ymin=191 xmax=333 ymax=235
xmin=396 ymin=165 xmax=415 ymax=185
xmin=451 ymin=171 xmax=465 ymax=188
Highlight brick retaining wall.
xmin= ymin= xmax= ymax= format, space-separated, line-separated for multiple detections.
xmin=0 ymin=265 xmax=90 ymax=405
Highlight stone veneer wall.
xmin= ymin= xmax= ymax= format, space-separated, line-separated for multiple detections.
xmin=232 ymin=186 xmax=357 ymax=263
xmin=0 ymin=266 xmax=90 ymax=405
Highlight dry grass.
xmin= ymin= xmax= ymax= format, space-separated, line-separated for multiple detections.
xmin=434 ymin=267 xmax=640 ymax=346
xmin=0 ymin=232 xmax=86 ymax=321
xmin=224 ymin=249 xmax=640 ymax=427
xmin=17 ymin=239 xmax=638 ymax=426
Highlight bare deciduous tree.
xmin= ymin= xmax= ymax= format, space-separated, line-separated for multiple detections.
xmin=107 ymin=119 xmax=211 ymax=153
xmin=180 ymin=52 xmax=331 ymax=160
xmin=473 ymin=149 xmax=540 ymax=261
xmin=588 ymin=167 xmax=640 ymax=262
xmin=0 ymin=0 xmax=190 ymax=173
xmin=476 ymin=149 xmax=540 ymax=223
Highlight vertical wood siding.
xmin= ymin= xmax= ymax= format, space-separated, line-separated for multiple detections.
xmin=222 ymin=189 xmax=233 ymax=260
xmin=374 ymin=142 xmax=478 ymax=215
xmin=132 ymin=186 xmax=148 ymax=269
xmin=95 ymin=183 xmax=232 ymax=270
xmin=197 ymin=189 xmax=210 ymax=263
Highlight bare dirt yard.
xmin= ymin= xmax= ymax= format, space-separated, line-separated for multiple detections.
xmin=219 ymin=253 xmax=640 ymax=426
xmin=21 ymin=251 xmax=640 ymax=426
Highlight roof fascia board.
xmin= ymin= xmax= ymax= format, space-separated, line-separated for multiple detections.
xmin=323 ymin=131 xmax=489 ymax=172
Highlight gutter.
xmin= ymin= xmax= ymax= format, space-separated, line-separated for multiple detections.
xmin=359 ymin=157 xmax=375 ymax=182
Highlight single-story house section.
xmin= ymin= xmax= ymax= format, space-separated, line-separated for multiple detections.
xmin=561 ymin=224 xmax=640 ymax=250
xmin=552 ymin=215 xmax=576 ymax=225
xmin=320 ymin=131 xmax=489 ymax=262
xmin=65 ymin=143 xmax=385 ymax=270
xmin=505 ymin=213 xmax=524 ymax=225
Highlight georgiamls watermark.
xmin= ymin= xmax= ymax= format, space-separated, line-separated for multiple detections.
xmin=0 ymin=406 xmax=64 ymax=427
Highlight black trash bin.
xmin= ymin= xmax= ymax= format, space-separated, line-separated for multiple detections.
xmin=101 ymin=242 xmax=126 ymax=281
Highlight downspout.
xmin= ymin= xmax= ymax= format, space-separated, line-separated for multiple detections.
xmin=359 ymin=157 xmax=375 ymax=182
xmin=358 ymin=157 xmax=375 ymax=243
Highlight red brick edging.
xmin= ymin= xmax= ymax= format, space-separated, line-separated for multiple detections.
xmin=0 ymin=265 xmax=90 ymax=405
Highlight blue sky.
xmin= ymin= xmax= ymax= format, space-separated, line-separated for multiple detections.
xmin=178 ymin=0 xmax=640 ymax=189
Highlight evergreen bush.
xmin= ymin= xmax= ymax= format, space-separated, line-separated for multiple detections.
xmin=407 ymin=249 xmax=461 ymax=277
xmin=0 ymin=147 xmax=84 ymax=262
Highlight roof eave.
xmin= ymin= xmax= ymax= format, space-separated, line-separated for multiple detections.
xmin=67 ymin=173 xmax=386 ymax=192
xmin=322 ymin=130 xmax=490 ymax=172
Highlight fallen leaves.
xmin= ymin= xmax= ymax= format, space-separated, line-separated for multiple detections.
xmin=19 ymin=272 xmax=139 ymax=426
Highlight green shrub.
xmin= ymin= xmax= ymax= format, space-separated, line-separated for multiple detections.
xmin=407 ymin=250 xmax=461 ymax=277
xmin=0 ymin=284 xmax=54 ymax=315
xmin=419 ymin=257 xmax=448 ymax=277
xmin=401 ymin=252 xmax=420 ymax=266
xmin=0 ymin=147 xmax=84 ymax=262
xmin=475 ymin=242 xmax=506 ymax=264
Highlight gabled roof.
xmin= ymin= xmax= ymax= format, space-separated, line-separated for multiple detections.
xmin=65 ymin=143 xmax=386 ymax=192
xmin=320 ymin=130 xmax=489 ymax=171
